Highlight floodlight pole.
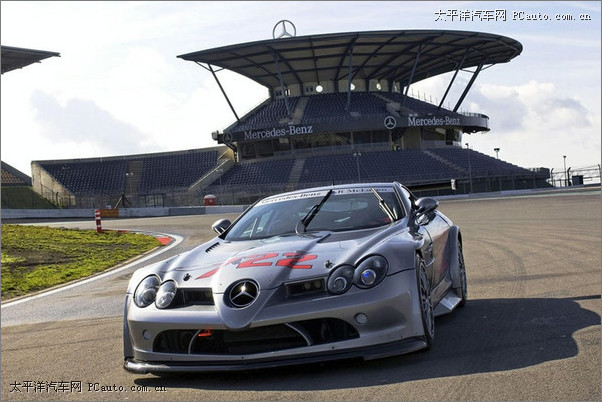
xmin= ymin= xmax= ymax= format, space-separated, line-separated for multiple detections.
xmin=466 ymin=143 xmax=473 ymax=193
xmin=563 ymin=155 xmax=567 ymax=187
xmin=494 ymin=148 xmax=501 ymax=191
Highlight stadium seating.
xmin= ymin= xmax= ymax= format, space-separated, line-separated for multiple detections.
xmin=38 ymin=149 xmax=220 ymax=196
xmin=428 ymin=148 xmax=534 ymax=177
xmin=33 ymin=144 xmax=550 ymax=207
xmin=39 ymin=160 xmax=129 ymax=196
xmin=204 ymin=147 xmax=546 ymax=196
xmin=301 ymin=93 xmax=388 ymax=124
xmin=297 ymin=149 xmax=462 ymax=186
xmin=229 ymin=97 xmax=300 ymax=132
xmin=205 ymin=159 xmax=294 ymax=190
xmin=1 ymin=168 xmax=28 ymax=185
xmin=138 ymin=150 xmax=219 ymax=193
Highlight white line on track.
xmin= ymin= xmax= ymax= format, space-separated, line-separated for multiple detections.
xmin=0 ymin=232 xmax=184 ymax=309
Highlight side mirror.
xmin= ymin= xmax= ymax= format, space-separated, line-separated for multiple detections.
xmin=415 ymin=197 xmax=438 ymax=222
xmin=212 ymin=218 xmax=231 ymax=235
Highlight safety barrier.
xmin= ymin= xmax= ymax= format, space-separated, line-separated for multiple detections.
xmin=95 ymin=209 xmax=102 ymax=233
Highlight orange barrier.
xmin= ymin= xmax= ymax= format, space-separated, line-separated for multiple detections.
xmin=99 ymin=209 xmax=119 ymax=218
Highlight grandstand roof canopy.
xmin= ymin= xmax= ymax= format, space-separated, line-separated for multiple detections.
xmin=178 ymin=29 xmax=522 ymax=89
xmin=1 ymin=45 xmax=60 ymax=74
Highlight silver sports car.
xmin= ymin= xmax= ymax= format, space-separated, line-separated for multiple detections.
xmin=123 ymin=182 xmax=467 ymax=374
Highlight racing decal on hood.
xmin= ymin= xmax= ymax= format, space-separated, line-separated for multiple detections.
xmin=195 ymin=252 xmax=318 ymax=280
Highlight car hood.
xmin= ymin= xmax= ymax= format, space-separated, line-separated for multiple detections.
xmin=158 ymin=228 xmax=395 ymax=293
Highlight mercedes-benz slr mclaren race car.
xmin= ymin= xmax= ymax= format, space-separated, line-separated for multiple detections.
xmin=123 ymin=182 xmax=467 ymax=374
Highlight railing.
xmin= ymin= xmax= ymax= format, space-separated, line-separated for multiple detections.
xmin=549 ymin=164 xmax=601 ymax=187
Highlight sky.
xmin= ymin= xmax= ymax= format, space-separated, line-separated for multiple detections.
xmin=1 ymin=1 xmax=600 ymax=177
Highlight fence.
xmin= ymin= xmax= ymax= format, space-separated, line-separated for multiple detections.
xmin=548 ymin=164 xmax=601 ymax=187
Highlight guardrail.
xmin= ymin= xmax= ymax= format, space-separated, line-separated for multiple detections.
xmin=3 ymin=185 xmax=598 ymax=221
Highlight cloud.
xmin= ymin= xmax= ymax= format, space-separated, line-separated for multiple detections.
xmin=30 ymin=91 xmax=150 ymax=157
xmin=464 ymin=80 xmax=599 ymax=169
xmin=471 ymin=80 xmax=592 ymax=133
xmin=467 ymin=85 xmax=528 ymax=132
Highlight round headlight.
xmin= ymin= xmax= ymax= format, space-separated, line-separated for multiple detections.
xmin=155 ymin=280 xmax=177 ymax=309
xmin=327 ymin=265 xmax=354 ymax=295
xmin=134 ymin=275 xmax=160 ymax=308
xmin=354 ymin=256 xmax=388 ymax=288
xmin=360 ymin=269 xmax=377 ymax=286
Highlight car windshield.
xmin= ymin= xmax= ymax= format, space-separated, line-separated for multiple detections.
xmin=225 ymin=187 xmax=404 ymax=241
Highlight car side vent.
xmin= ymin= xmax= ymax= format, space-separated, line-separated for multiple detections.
xmin=205 ymin=242 xmax=221 ymax=253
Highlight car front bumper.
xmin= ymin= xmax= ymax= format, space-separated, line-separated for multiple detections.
xmin=124 ymin=268 xmax=425 ymax=373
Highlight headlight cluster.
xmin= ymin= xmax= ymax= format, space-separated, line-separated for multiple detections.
xmin=133 ymin=275 xmax=177 ymax=309
xmin=327 ymin=255 xmax=388 ymax=295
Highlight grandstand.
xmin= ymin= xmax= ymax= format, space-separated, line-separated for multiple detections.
xmin=27 ymin=28 xmax=552 ymax=208
xmin=31 ymin=147 xmax=227 ymax=208
xmin=0 ymin=161 xmax=58 ymax=209
xmin=1 ymin=161 xmax=31 ymax=186
xmin=1 ymin=45 xmax=60 ymax=75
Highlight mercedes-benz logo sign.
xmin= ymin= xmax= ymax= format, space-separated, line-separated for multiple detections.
xmin=228 ymin=280 xmax=259 ymax=308
xmin=272 ymin=20 xmax=296 ymax=39
xmin=223 ymin=132 xmax=233 ymax=144
xmin=384 ymin=116 xmax=397 ymax=130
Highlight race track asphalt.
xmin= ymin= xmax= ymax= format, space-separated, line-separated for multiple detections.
xmin=1 ymin=189 xmax=600 ymax=401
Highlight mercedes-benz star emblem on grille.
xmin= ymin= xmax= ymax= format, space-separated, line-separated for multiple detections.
xmin=228 ymin=280 xmax=259 ymax=308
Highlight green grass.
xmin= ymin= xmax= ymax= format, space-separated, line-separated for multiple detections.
xmin=1 ymin=224 xmax=161 ymax=300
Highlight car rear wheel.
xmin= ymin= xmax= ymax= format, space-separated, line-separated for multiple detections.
xmin=417 ymin=256 xmax=434 ymax=349
xmin=455 ymin=242 xmax=468 ymax=307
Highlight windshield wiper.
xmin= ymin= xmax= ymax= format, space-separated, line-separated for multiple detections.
xmin=370 ymin=187 xmax=396 ymax=222
xmin=295 ymin=189 xmax=333 ymax=234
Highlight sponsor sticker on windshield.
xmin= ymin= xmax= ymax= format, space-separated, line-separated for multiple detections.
xmin=257 ymin=190 xmax=330 ymax=205
xmin=258 ymin=187 xmax=393 ymax=206
xmin=332 ymin=187 xmax=393 ymax=194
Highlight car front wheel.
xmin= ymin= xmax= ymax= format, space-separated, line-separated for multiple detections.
xmin=416 ymin=255 xmax=434 ymax=349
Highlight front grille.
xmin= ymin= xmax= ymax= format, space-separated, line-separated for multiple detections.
xmin=180 ymin=289 xmax=214 ymax=305
xmin=153 ymin=318 xmax=359 ymax=355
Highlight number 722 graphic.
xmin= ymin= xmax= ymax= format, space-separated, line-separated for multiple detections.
xmin=197 ymin=252 xmax=318 ymax=279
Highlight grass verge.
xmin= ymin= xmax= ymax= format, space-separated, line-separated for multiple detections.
xmin=1 ymin=224 xmax=161 ymax=300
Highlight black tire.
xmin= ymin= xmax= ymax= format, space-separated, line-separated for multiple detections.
xmin=455 ymin=242 xmax=468 ymax=307
xmin=416 ymin=255 xmax=434 ymax=349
